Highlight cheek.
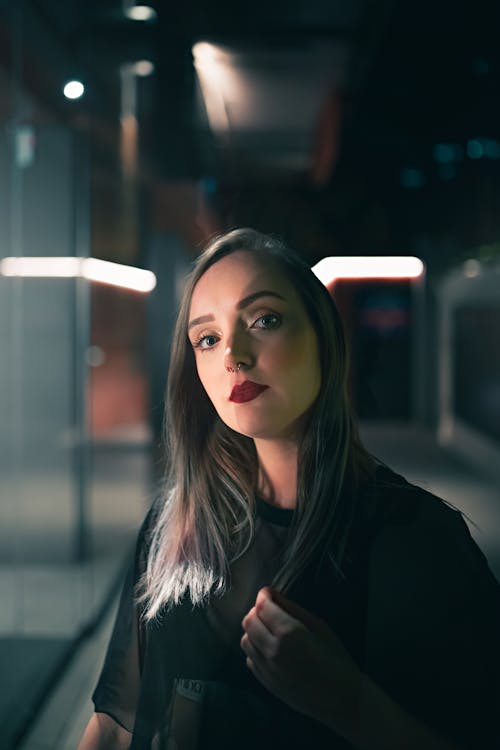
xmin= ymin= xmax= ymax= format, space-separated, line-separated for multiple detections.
xmin=269 ymin=330 xmax=320 ymax=387
xmin=196 ymin=357 xmax=225 ymax=404
xmin=196 ymin=362 xmax=214 ymax=395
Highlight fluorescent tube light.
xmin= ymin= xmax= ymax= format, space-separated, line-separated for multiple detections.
xmin=312 ymin=256 xmax=425 ymax=285
xmin=0 ymin=257 xmax=156 ymax=293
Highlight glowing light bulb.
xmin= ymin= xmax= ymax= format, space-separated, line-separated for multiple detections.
xmin=132 ymin=60 xmax=155 ymax=76
xmin=125 ymin=5 xmax=157 ymax=21
xmin=63 ymin=80 xmax=85 ymax=100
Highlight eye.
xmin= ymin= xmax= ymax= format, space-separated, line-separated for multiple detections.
xmin=253 ymin=313 xmax=282 ymax=330
xmin=193 ymin=334 xmax=219 ymax=351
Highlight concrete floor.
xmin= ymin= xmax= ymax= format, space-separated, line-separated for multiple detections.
xmin=17 ymin=423 xmax=500 ymax=750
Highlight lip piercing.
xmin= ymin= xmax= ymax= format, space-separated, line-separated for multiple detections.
xmin=226 ymin=363 xmax=243 ymax=373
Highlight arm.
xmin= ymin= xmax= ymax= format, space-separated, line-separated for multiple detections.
xmin=77 ymin=712 xmax=131 ymax=750
xmin=87 ymin=509 xmax=155 ymax=748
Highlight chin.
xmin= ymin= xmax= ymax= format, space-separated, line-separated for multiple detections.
xmin=220 ymin=415 xmax=272 ymax=439
xmin=227 ymin=423 xmax=271 ymax=439
xmin=227 ymin=419 xmax=297 ymax=442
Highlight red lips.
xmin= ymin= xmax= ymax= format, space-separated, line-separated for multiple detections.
xmin=229 ymin=381 xmax=269 ymax=404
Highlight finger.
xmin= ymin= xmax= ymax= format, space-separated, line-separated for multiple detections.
xmin=242 ymin=609 xmax=276 ymax=657
xmin=255 ymin=591 xmax=303 ymax=637
xmin=240 ymin=632 xmax=265 ymax=665
xmin=241 ymin=636 xmax=269 ymax=686
xmin=264 ymin=587 xmax=331 ymax=635
xmin=241 ymin=605 xmax=257 ymax=629
xmin=244 ymin=655 xmax=267 ymax=685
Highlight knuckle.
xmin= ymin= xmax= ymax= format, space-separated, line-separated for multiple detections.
xmin=266 ymin=641 xmax=279 ymax=660
xmin=272 ymin=625 xmax=303 ymax=659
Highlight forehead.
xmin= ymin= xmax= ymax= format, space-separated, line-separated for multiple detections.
xmin=189 ymin=250 xmax=301 ymax=315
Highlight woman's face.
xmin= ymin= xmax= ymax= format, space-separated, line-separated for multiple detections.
xmin=188 ymin=250 xmax=321 ymax=442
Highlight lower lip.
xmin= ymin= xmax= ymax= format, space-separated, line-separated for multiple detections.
xmin=230 ymin=385 xmax=269 ymax=404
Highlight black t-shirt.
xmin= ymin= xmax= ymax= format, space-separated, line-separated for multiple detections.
xmin=92 ymin=466 xmax=500 ymax=749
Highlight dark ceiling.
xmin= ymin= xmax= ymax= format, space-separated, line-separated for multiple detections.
xmin=2 ymin=0 xmax=500 ymax=270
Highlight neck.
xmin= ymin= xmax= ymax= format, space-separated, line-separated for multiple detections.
xmin=254 ymin=437 xmax=298 ymax=510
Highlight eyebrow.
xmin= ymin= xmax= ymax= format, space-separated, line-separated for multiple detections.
xmin=188 ymin=290 xmax=285 ymax=331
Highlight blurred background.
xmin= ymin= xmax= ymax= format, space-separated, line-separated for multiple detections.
xmin=1 ymin=0 xmax=500 ymax=746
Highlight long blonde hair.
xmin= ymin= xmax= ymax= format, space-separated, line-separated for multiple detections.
xmin=137 ymin=228 xmax=374 ymax=621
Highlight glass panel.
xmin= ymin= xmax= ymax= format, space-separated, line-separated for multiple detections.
xmin=454 ymin=306 xmax=500 ymax=442
xmin=0 ymin=126 xmax=86 ymax=632
xmin=0 ymin=124 xmax=92 ymax=745
xmin=1 ymin=94 xmax=153 ymax=744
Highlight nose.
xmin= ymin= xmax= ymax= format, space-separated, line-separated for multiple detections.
xmin=223 ymin=329 xmax=255 ymax=372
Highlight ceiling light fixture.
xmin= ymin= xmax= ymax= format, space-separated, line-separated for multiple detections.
xmin=125 ymin=5 xmax=157 ymax=21
xmin=192 ymin=41 xmax=235 ymax=132
xmin=0 ymin=257 xmax=157 ymax=293
xmin=312 ymin=256 xmax=425 ymax=286
xmin=192 ymin=42 xmax=217 ymax=66
xmin=63 ymin=80 xmax=85 ymax=100
xmin=131 ymin=60 xmax=155 ymax=77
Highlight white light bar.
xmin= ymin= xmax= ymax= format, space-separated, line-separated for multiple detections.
xmin=0 ymin=257 xmax=156 ymax=293
xmin=82 ymin=258 xmax=156 ymax=292
xmin=312 ymin=256 xmax=425 ymax=285
xmin=0 ymin=257 xmax=81 ymax=277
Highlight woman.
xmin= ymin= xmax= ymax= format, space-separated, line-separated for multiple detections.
xmin=79 ymin=228 xmax=500 ymax=749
